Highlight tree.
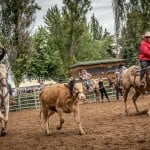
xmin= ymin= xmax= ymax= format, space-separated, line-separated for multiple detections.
xmin=62 ymin=0 xmax=92 ymax=66
xmin=112 ymin=0 xmax=127 ymax=58
xmin=76 ymin=27 xmax=114 ymax=61
xmin=112 ymin=0 xmax=150 ymax=65
xmin=0 ymin=0 xmax=40 ymax=86
xmin=43 ymin=0 xmax=92 ymax=75
xmin=26 ymin=27 xmax=66 ymax=81
xmin=90 ymin=14 xmax=103 ymax=40
xmin=28 ymin=1 xmax=113 ymax=80
xmin=120 ymin=0 xmax=150 ymax=65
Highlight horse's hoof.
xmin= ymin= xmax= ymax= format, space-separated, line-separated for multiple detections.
xmin=45 ymin=130 xmax=52 ymax=136
xmin=56 ymin=126 xmax=62 ymax=130
xmin=1 ymin=130 xmax=7 ymax=136
xmin=79 ymin=131 xmax=86 ymax=135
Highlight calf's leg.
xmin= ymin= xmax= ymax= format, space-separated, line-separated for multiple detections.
xmin=73 ymin=105 xmax=85 ymax=135
xmin=42 ymin=106 xmax=53 ymax=135
xmin=147 ymin=103 xmax=150 ymax=117
xmin=56 ymin=108 xmax=64 ymax=130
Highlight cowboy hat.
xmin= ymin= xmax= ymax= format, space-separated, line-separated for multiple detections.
xmin=144 ymin=31 xmax=150 ymax=37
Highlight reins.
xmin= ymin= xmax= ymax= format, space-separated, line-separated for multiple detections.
xmin=135 ymin=66 xmax=150 ymax=72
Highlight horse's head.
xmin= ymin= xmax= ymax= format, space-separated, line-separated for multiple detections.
xmin=107 ymin=76 xmax=119 ymax=88
xmin=107 ymin=76 xmax=113 ymax=87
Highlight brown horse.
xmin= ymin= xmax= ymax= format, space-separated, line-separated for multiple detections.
xmin=107 ymin=75 xmax=123 ymax=100
xmin=122 ymin=65 xmax=150 ymax=116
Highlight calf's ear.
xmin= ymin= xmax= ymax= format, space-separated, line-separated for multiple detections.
xmin=64 ymin=83 xmax=68 ymax=87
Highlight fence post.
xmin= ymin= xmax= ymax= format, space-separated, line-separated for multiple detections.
xmin=18 ymin=95 xmax=21 ymax=111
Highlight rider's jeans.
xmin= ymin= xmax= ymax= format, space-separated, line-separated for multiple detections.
xmin=85 ymin=80 xmax=90 ymax=90
xmin=140 ymin=60 xmax=150 ymax=80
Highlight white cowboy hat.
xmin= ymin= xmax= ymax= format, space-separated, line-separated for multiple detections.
xmin=144 ymin=31 xmax=150 ymax=37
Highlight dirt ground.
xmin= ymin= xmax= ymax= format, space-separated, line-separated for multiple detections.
xmin=0 ymin=95 xmax=150 ymax=150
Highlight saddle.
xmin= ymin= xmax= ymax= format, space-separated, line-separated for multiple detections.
xmin=131 ymin=66 xmax=150 ymax=76
xmin=131 ymin=66 xmax=140 ymax=76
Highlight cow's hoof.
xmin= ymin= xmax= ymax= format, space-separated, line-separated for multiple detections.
xmin=56 ymin=126 xmax=62 ymax=130
xmin=1 ymin=130 xmax=7 ymax=136
xmin=147 ymin=111 xmax=150 ymax=117
xmin=79 ymin=131 xmax=86 ymax=135
xmin=46 ymin=133 xmax=52 ymax=136
xmin=45 ymin=130 xmax=52 ymax=136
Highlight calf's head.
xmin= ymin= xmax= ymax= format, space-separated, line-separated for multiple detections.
xmin=67 ymin=78 xmax=86 ymax=101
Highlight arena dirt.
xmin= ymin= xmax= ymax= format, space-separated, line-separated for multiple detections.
xmin=0 ymin=95 xmax=150 ymax=150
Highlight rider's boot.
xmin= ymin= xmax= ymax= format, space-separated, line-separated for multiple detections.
xmin=140 ymin=79 xmax=145 ymax=88
xmin=107 ymin=98 xmax=110 ymax=102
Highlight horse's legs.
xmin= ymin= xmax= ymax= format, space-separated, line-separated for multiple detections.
xmin=95 ymin=89 xmax=100 ymax=102
xmin=116 ymin=88 xmax=119 ymax=100
xmin=123 ymin=88 xmax=130 ymax=115
xmin=0 ymin=102 xmax=9 ymax=136
xmin=120 ymin=89 xmax=123 ymax=96
xmin=4 ymin=103 xmax=9 ymax=130
xmin=132 ymin=91 xmax=141 ymax=114
xmin=0 ymin=111 xmax=6 ymax=136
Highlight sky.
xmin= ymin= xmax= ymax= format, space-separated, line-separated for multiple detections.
xmin=35 ymin=0 xmax=115 ymax=34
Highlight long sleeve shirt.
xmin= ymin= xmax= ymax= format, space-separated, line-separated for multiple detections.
xmin=139 ymin=40 xmax=150 ymax=60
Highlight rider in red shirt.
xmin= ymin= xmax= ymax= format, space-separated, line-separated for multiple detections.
xmin=139 ymin=31 xmax=150 ymax=87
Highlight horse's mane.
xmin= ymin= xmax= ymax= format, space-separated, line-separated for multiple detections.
xmin=0 ymin=48 xmax=6 ymax=61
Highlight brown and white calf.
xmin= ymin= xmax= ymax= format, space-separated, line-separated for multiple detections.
xmin=39 ymin=78 xmax=86 ymax=135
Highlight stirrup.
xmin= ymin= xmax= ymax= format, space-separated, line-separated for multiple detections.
xmin=140 ymin=81 xmax=145 ymax=88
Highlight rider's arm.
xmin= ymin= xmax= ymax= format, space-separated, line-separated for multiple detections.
xmin=87 ymin=73 xmax=92 ymax=78
xmin=140 ymin=42 xmax=150 ymax=57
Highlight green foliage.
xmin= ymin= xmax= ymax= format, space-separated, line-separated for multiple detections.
xmin=0 ymin=0 xmax=114 ymax=83
xmin=29 ymin=1 xmax=114 ymax=79
xmin=26 ymin=27 xmax=66 ymax=81
xmin=90 ymin=14 xmax=103 ymax=40
xmin=42 ymin=0 xmax=92 ymax=75
xmin=76 ymin=30 xmax=113 ymax=61
xmin=62 ymin=0 xmax=92 ymax=65
xmin=0 ymin=0 xmax=40 ymax=86
xmin=120 ymin=0 xmax=150 ymax=66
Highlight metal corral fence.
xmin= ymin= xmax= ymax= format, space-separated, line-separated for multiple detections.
xmin=10 ymin=80 xmax=118 ymax=112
